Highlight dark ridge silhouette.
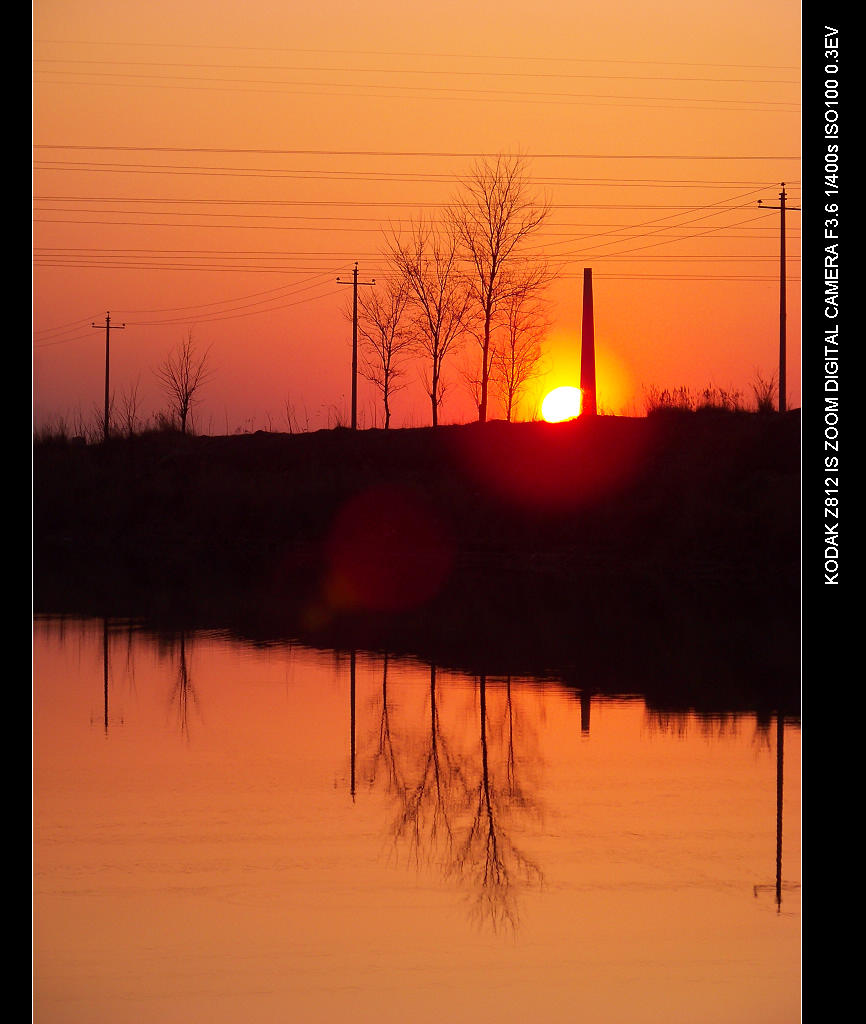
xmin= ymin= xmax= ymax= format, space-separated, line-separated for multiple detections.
xmin=34 ymin=412 xmax=800 ymax=713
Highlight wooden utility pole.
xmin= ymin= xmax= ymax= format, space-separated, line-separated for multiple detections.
xmin=91 ymin=312 xmax=125 ymax=441
xmin=757 ymin=185 xmax=800 ymax=413
xmin=337 ymin=264 xmax=375 ymax=429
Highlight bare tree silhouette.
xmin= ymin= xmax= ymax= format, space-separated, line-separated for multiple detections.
xmin=449 ymin=154 xmax=552 ymax=423
xmin=119 ymin=375 xmax=142 ymax=438
xmin=349 ymin=276 xmax=412 ymax=429
xmin=387 ymin=218 xmax=470 ymax=427
xmin=492 ymin=270 xmax=551 ymax=421
xmin=154 ymin=331 xmax=214 ymax=435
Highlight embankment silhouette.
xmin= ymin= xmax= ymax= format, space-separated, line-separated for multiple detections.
xmin=34 ymin=412 xmax=800 ymax=712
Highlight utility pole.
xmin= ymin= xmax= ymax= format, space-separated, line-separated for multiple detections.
xmin=757 ymin=185 xmax=800 ymax=413
xmin=91 ymin=311 xmax=126 ymax=441
xmin=337 ymin=263 xmax=375 ymax=429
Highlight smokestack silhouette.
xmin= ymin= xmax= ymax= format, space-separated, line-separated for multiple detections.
xmin=580 ymin=268 xmax=597 ymax=416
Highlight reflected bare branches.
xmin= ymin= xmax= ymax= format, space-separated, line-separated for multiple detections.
xmin=389 ymin=664 xmax=467 ymax=871
xmin=368 ymin=654 xmax=402 ymax=794
xmin=168 ymin=632 xmax=201 ymax=741
xmin=366 ymin=663 xmax=543 ymax=933
xmin=448 ymin=675 xmax=543 ymax=932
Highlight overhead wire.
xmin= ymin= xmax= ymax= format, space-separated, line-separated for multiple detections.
xmin=33 ymin=57 xmax=800 ymax=87
xmin=35 ymin=144 xmax=801 ymax=160
xmin=34 ymin=263 xmax=352 ymax=338
xmin=32 ymin=39 xmax=800 ymax=72
xmin=34 ymin=144 xmax=799 ymax=343
xmin=34 ymin=71 xmax=799 ymax=114
xmin=32 ymin=179 xmax=803 ymax=199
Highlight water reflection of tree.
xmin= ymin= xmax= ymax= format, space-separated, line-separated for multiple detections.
xmin=367 ymin=663 xmax=543 ymax=932
xmin=393 ymin=664 xmax=466 ymax=868
xmin=168 ymin=632 xmax=200 ymax=741
xmin=368 ymin=662 xmax=465 ymax=870
xmin=451 ymin=675 xmax=543 ymax=932
xmin=367 ymin=653 xmax=403 ymax=797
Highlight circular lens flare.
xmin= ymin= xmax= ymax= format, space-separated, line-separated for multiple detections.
xmin=541 ymin=386 xmax=582 ymax=422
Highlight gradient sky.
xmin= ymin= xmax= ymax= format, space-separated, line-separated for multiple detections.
xmin=33 ymin=1 xmax=801 ymax=432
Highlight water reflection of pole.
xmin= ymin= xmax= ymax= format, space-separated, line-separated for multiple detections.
xmin=579 ymin=690 xmax=591 ymax=735
xmin=754 ymin=709 xmax=787 ymax=911
xmin=103 ymin=617 xmax=109 ymax=736
xmin=479 ymin=674 xmax=490 ymax=813
xmin=175 ymin=633 xmax=193 ymax=739
xmin=430 ymin=663 xmax=436 ymax=736
xmin=775 ymin=711 xmax=784 ymax=911
xmin=350 ymin=650 xmax=356 ymax=802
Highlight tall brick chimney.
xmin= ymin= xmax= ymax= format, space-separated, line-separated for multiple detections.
xmin=580 ymin=267 xmax=597 ymax=416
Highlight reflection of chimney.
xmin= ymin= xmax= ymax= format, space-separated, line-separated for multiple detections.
xmin=579 ymin=691 xmax=591 ymax=734
xmin=580 ymin=268 xmax=597 ymax=416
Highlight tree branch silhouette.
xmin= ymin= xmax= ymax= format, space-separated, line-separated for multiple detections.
xmin=154 ymin=330 xmax=214 ymax=435
xmin=386 ymin=218 xmax=470 ymax=427
xmin=348 ymin=276 xmax=412 ymax=429
xmin=449 ymin=153 xmax=552 ymax=423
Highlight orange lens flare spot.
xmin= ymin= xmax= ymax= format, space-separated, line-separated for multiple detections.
xmin=541 ymin=386 xmax=582 ymax=423
xmin=324 ymin=484 xmax=453 ymax=613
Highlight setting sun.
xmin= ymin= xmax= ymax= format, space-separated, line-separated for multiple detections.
xmin=541 ymin=386 xmax=582 ymax=422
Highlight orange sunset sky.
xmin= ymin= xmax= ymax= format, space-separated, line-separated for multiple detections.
xmin=32 ymin=0 xmax=801 ymax=432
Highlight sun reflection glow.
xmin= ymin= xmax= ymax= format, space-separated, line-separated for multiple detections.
xmin=541 ymin=386 xmax=582 ymax=423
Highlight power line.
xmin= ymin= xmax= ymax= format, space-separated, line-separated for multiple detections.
xmin=34 ymin=57 xmax=800 ymax=86
xmin=35 ymin=144 xmax=801 ymax=160
xmin=34 ymin=268 xmax=348 ymax=337
xmin=33 ymin=202 xmax=797 ymax=217
xmin=34 ymin=284 xmax=346 ymax=345
xmin=527 ymin=186 xmax=769 ymax=254
xmin=35 ymin=249 xmax=800 ymax=261
xmin=113 ymin=267 xmax=348 ymax=315
xmin=125 ymin=285 xmax=345 ymax=327
xmin=590 ymin=212 xmax=771 ymax=260
xmin=34 ymin=71 xmax=800 ymax=113
xmin=34 ymin=315 xmax=102 ymax=341
xmin=33 ymin=39 xmax=800 ymax=71
xmin=35 ymin=162 xmax=802 ymax=189
xmin=33 ymin=179 xmax=804 ymax=198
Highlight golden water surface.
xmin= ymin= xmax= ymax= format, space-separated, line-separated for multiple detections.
xmin=33 ymin=618 xmax=800 ymax=1023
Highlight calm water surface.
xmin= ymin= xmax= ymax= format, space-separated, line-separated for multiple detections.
xmin=33 ymin=617 xmax=800 ymax=1023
